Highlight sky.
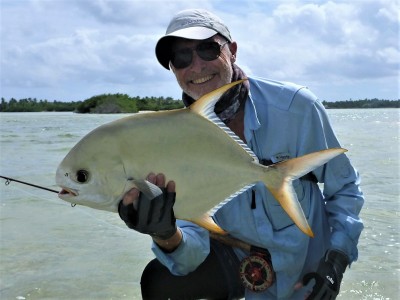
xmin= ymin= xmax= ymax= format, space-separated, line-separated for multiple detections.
xmin=0 ymin=0 xmax=399 ymax=102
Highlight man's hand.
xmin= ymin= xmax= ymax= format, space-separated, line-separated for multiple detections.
xmin=119 ymin=173 xmax=178 ymax=241
xmin=300 ymin=250 xmax=349 ymax=300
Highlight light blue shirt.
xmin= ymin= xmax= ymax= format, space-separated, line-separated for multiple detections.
xmin=152 ymin=76 xmax=364 ymax=299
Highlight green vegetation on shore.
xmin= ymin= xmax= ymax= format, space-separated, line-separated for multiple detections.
xmin=1 ymin=95 xmax=398 ymax=113
xmin=322 ymin=99 xmax=399 ymax=109
xmin=1 ymin=94 xmax=184 ymax=113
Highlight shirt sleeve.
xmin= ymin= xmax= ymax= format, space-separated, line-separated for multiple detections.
xmin=294 ymin=88 xmax=365 ymax=262
xmin=151 ymin=220 xmax=210 ymax=275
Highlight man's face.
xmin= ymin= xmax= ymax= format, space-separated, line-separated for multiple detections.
xmin=170 ymin=35 xmax=237 ymax=100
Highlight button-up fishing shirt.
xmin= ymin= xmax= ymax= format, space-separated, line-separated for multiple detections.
xmin=152 ymin=76 xmax=364 ymax=299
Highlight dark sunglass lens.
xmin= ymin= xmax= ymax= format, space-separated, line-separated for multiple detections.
xmin=171 ymin=48 xmax=192 ymax=69
xmin=197 ymin=42 xmax=221 ymax=61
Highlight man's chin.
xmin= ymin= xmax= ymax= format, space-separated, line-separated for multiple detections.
xmin=187 ymin=82 xmax=224 ymax=100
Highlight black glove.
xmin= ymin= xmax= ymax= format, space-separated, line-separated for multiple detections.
xmin=302 ymin=250 xmax=349 ymax=300
xmin=118 ymin=187 xmax=177 ymax=240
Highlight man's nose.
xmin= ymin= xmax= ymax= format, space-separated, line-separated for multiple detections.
xmin=189 ymin=50 xmax=207 ymax=71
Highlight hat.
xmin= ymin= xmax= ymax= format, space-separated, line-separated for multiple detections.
xmin=155 ymin=9 xmax=232 ymax=70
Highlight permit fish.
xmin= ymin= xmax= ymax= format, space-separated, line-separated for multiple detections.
xmin=56 ymin=80 xmax=346 ymax=237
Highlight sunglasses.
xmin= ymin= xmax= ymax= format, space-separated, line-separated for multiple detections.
xmin=170 ymin=41 xmax=229 ymax=69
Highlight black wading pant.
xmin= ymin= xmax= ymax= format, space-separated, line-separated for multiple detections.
xmin=141 ymin=239 xmax=245 ymax=300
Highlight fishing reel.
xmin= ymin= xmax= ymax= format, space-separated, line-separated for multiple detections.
xmin=239 ymin=246 xmax=275 ymax=292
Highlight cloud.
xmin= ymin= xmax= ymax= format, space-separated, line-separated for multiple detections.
xmin=74 ymin=0 xmax=168 ymax=26
xmin=235 ymin=0 xmax=398 ymax=79
xmin=1 ymin=0 xmax=398 ymax=101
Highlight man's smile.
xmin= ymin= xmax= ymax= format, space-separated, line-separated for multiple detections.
xmin=190 ymin=74 xmax=215 ymax=84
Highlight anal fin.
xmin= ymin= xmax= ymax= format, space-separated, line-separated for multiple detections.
xmin=190 ymin=214 xmax=227 ymax=235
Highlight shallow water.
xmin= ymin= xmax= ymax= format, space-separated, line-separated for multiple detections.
xmin=0 ymin=109 xmax=399 ymax=299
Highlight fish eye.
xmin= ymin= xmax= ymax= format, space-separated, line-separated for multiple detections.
xmin=76 ymin=170 xmax=89 ymax=183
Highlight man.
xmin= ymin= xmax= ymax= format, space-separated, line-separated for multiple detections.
xmin=119 ymin=9 xmax=364 ymax=299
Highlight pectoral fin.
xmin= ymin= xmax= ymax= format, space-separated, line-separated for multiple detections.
xmin=131 ymin=179 xmax=163 ymax=199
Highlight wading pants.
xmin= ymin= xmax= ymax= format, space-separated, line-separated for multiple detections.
xmin=141 ymin=239 xmax=245 ymax=300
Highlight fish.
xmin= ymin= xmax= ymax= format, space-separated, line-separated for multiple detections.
xmin=56 ymin=80 xmax=346 ymax=237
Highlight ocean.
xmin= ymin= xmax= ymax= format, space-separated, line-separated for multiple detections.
xmin=0 ymin=109 xmax=399 ymax=299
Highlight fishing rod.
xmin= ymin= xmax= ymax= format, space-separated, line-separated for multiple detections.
xmin=0 ymin=175 xmax=59 ymax=194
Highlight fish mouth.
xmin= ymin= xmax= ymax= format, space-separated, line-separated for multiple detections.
xmin=58 ymin=187 xmax=78 ymax=198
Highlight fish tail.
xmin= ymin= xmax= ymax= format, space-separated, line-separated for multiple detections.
xmin=261 ymin=148 xmax=347 ymax=237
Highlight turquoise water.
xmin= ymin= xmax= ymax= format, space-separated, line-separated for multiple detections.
xmin=0 ymin=109 xmax=399 ymax=299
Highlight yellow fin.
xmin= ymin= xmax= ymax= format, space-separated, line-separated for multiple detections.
xmin=262 ymin=148 xmax=347 ymax=237
xmin=189 ymin=79 xmax=247 ymax=117
xmin=190 ymin=214 xmax=227 ymax=235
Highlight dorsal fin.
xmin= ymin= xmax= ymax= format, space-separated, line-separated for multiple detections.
xmin=188 ymin=79 xmax=258 ymax=163
xmin=189 ymin=79 xmax=246 ymax=117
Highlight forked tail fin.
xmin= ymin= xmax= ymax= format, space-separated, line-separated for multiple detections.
xmin=262 ymin=148 xmax=347 ymax=237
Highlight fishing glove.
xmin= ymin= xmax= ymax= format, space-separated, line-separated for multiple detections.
xmin=302 ymin=250 xmax=349 ymax=300
xmin=118 ymin=187 xmax=177 ymax=240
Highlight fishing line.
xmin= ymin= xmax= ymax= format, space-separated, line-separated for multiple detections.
xmin=0 ymin=175 xmax=130 ymax=233
xmin=2 ymin=183 xmax=59 ymax=204
xmin=0 ymin=175 xmax=59 ymax=194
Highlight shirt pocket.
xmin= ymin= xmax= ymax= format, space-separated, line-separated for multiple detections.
xmin=264 ymin=179 xmax=311 ymax=231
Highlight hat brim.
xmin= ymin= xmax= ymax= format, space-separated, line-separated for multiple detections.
xmin=155 ymin=27 xmax=217 ymax=70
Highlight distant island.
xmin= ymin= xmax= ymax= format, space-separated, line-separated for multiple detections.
xmin=1 ymin=94 xmax=184 ymax=113
xmin=1 ymin=94 xmax=399 ymax=113
xmin=321 ymin=99 xmax=399 ymax=109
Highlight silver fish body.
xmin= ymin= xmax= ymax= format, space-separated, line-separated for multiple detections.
xmin=56 ymin=80 xmax=346 ymax=237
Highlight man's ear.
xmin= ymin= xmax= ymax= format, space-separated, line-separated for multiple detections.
xmin=229 ymin=41 xmax=238 ymax=62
